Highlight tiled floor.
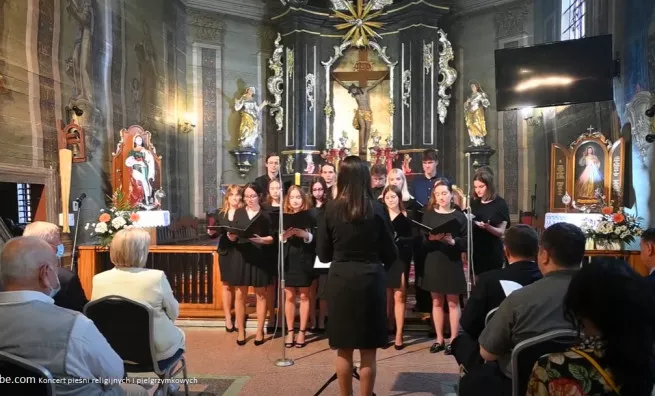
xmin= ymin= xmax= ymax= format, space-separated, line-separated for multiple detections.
xmin=179 ymin=326 xmax=460 ymax=395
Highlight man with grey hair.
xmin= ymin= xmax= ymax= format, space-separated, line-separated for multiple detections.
xmin=0 ymin=237 xmax=147 ymax=395
xmin=23 ymin=221 xmax=88 ymax=312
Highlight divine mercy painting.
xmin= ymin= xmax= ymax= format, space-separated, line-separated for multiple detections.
xmin=574 ymin=143 xmax=605 ymax=200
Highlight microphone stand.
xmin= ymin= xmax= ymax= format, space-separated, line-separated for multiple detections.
xmin=70 ymin=199 xmax=84 ymax=273
xmin=464 ymin=153 xmax=475 ymax=299
xmin=275 ymin=171 xmax=294 ymax=367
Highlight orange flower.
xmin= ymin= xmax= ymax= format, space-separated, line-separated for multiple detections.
xmin=612 ymin=213 xmax=625 ymax=223
xmin=601 ymin=206 xmax=613 ymax=215
xmin=98 ymin=213 xmax=111 ymax=222
xmin=129 ymin=212 xmax=140 ymax=222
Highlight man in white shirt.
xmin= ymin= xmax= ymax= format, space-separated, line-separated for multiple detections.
xmin=0 ymin=236 xmax=146 ymax=395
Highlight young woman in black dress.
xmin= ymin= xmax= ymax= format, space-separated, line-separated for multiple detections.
xmin=420 ymin=178 xmax=467 ymax=354
xmin=386 ymin=168 xmax=418 ymax=211
xmin=381 ymin=185 xmax=413 ymax=350
xmin=231 ymin=183 xmax=274 ymax=346
xmin=264 ymin=179 xmax=282 ymax=333
xmin=309 ymin=176 xmax=329 ymax=332
xmin=207 ymin=184 xmax=242 ymax=332
xmin=470 ymin=169 xmax=510 ymax=276
xmin=281 ymin=185 xmax=315 ymax=348
xmin=317 ymin=156 xmax=398 ymax=396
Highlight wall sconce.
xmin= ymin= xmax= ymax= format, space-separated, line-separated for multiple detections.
xmin=521 ymin=107 xmax=543 ymax=127
xmin=178 ymin=112 xmax=197 ymax=133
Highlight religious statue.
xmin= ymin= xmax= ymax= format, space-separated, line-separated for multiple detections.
xmin=402 ymin=154 xmax=412 ymax=174
xmin=576 ymin=146 xmax=603 ymax=199
xmin=125 ymin=135 xmax=156 ymax=207
xmin=304 ymin=154 xmax=315 ymax=174
xmin=235 ymin=87 xmax=269 ymax=149
xmin=65 ymin=0 xmax=94 ymax=104
xmin=333 ymin=72 xmax=388 ymax=154
xmin=464 ymin=80 xmax=491 ymax=147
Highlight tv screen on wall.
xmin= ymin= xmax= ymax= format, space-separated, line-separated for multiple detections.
xmin=494 ymin=35 xmax=614 ymax=111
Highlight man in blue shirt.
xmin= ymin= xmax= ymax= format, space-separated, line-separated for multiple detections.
xmin=411 ymin=149 xmax=441 ymax=206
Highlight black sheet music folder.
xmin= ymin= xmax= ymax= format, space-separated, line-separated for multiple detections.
xmin=410 ymin=218 xmax=461 ymax=235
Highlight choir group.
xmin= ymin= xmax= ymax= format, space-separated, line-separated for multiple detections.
xmin=207 ymin=149 xmax=511 ymax=352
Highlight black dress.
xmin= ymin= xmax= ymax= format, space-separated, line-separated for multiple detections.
xmin=283 ymin=213 xmax=316 ymax=288
xmin=418 ymin=209 xmax=468 ymax=295
xmin=211 ymin=210 xmax=241 ymax=285
xmin=310 ymin=206 xmax=329 ymax=299
xmin=316 ymin=199 xmax=398 ymax=349
xmin=470 ymin=197 xmax=510 ymax=275
xmin=263 ymin=204 xmax=281 ymax=279
xmin=386 ymin=212 xmax=413 ymax=289
xmin=232 ymin=207 xmax=274 ymax=287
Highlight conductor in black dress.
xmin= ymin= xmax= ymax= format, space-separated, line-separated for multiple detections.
xmin=316 ymin=156 xmax=398 ymax=396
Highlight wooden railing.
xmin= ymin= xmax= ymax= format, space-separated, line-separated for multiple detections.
xmin=78 ymin=245 xmax=223 ymax=318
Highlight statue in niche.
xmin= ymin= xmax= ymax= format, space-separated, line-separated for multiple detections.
xmin=333 ymin=72 xmax=388 ymax=155
xmin=304 ymin=154 xmax=315 ymax=174
xmin=125 ymin=134 xmax=157 ymax=207
xmin=65 ymin=0 xmax=94 ymax=104
xmin=134 ymin=22 xmax=159 ymax=120
xmin=235 ymin=87 xmax=268 ymax=148
xmin=464 ymin=80 xmax=491 ymax=147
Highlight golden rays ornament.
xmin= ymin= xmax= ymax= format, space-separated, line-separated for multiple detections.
xmin=333 ymin=0 xmax=384 ymax=47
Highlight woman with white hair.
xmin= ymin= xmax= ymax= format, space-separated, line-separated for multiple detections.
xmin=91 ymin=228 xmax=185 ymax=366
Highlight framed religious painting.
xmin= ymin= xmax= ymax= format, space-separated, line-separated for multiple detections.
xmin=549 ymin=144 xmax=572 ymax=212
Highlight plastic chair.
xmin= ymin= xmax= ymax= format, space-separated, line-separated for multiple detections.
xmin=0 ymin=351 xmax=56 ymax=396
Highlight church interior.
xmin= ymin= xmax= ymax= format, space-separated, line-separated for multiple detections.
xmin=1 ymin=0 xmax=655 ymax=394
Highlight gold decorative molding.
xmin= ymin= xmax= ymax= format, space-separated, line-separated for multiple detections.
xmin=281 ymin=149 xmax=322 ymax=155
xmin=281 ymin=23 xmax=442 ymax=38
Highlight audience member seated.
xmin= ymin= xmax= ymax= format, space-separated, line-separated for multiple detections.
xmin=458 ymin=222 xmax=585 ymax=396
xmin=527 ymin=259 xmax=655 ymax=396
xmin=453 ymin=224 xmax=542 ymax=372
xmin=0 ymin=236 xmax=147 ymax=395
xmin=23 ymin=221 xmax=88 ymax=312
xmin=640 ymin=228 xmax=655 ymax=286
xmin=91 ymin=228 xmax=186 ymax=367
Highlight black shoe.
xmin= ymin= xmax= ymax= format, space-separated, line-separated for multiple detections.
xmin=285 ymin=331 xmax=295 ymax=348
xmin=394 ymin=343 xmax=405 ymax=351
xmin=225 ymin=325 xmax=236 ymax=333
xmin=430 ymin=342 xmax=445 ymax=353
xmin=237 ymin=330 xmax=246 ymax=346
xmin=295 ymin=330 xmax=307 ymax=348
xmin=444 ymin=343 xmax=453 ymax=355
xmin=254 ymin=337 xmax=265 ymax=346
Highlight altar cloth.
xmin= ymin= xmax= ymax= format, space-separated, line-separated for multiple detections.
xmin=133 ymin=210 xmax=170 ymax=228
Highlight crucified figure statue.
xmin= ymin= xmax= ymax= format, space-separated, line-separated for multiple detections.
xmin=333 ymin=72 xmax=389 ymax=155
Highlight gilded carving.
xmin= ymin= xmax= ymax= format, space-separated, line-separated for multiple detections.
xmin=267 ymin=33 xmax=284 ymax=131
xmin=305 ymin=73 xmax=316 ymax=111
xmin=423 ymin=42 xmax=433 ymax=75
xmin=437 ymin=29 xmax=457 ymax=124
xmin=401 ymin=70 xmax=411 ymax=108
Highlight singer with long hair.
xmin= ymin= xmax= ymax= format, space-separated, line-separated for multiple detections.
xmin=309 ymin=176 xmax=330 ymax=331
xmin=231 ymin=183 xmax=274 ymax=346
xmin=419 ymin=178 xmax=468 ymax=355
xmin=281 ymin=186 xmax=315 ymax=348
xmin=207 ymin=184 xmax=243 ymax=332
xmin=317 ymin=156 xmax=398 ymax=396
xmin=381 ymin=185 xmax=413 ymax=350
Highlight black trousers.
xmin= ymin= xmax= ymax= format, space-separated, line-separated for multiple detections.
xmin=458 ymin=361 xmax=512 ymax=396
xmin=451 ymin=331 xmax=484 ymax=373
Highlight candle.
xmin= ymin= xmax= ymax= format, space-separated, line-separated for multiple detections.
xmin=295 ymin=172 xmax=301 ymax=186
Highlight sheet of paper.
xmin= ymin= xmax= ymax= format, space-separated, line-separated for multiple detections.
xmin=314 ymin=257 xmax=331 ymax=269
xmin=500 ymin=280 xmax=523 ymax=296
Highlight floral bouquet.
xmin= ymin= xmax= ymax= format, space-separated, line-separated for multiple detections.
xmin=85 ymin=190 xmax=140 ymax=246
xmin=580 ymin=205 xmax=643 ymax=245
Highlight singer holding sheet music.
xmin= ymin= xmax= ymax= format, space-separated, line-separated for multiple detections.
xmin=316 ymin=156 xmax=398 ymax=396
xmin=281 ymin=185 xmax=315 ymax=348
xmin=309 ymin=176 xmax=330 ymax=332
xmin=470 ymin=170 xmax=510 ymax=276
xmin=231 ymin=183 xmax=274 ymax=346
xmin=382 ymin=185 xmax=413 ymax=350
xmin=419 ymin=178 xmax=467 ymax=355
xmin=208 ymin=184 xmax=243 ymax=333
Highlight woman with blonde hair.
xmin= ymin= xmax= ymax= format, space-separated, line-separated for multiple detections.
xmin=208 ymin=184 xmax=243 ymax=332
xmin=281 ymin=185 xmax=315 ymax=348
xmin=91 ymin=228 xmax=185 ymax=365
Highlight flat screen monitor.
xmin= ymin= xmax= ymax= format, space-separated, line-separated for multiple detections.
xmin=494 ymin=35 xmax=613 ymax=111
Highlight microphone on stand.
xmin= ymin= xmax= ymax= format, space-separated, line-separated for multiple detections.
xmin=275 ymin=170 xmax=293 ymax=367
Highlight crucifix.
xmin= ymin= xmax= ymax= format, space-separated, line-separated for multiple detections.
xmin=332 ymin=48 xmax=390 ymax=156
